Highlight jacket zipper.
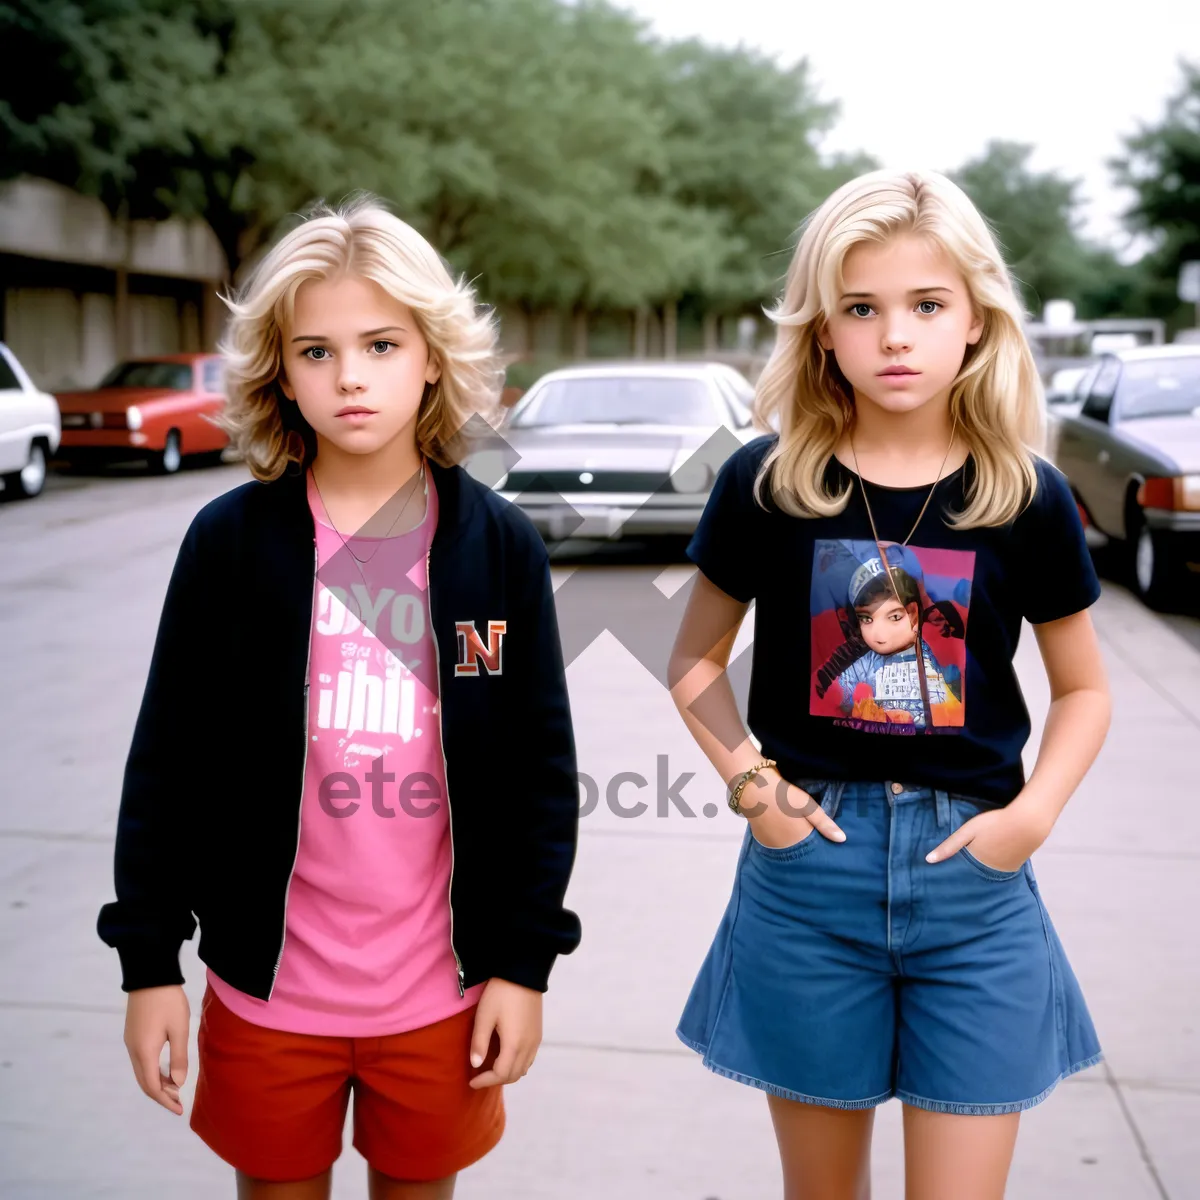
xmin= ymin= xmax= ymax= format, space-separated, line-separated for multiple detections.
xmin=269 ymin=538 xmax=317 ymax=998
xmin=428 ymin=543 xmax=466 ymax=997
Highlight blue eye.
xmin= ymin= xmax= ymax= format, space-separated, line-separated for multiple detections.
xmin=303 ymin=346 xmax=329 ymax=361
xmin=849 ymin=304 xmax=874 ymax=318
xmin=917 ymin=300 xmax=942 ymax=315
xmin=371 ymin=340 xmax=395 ymax=354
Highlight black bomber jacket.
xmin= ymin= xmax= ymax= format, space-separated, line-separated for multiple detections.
xmin=96 ymin=457 xmax=582 ymax=1000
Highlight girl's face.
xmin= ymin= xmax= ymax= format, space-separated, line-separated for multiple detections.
xmin=818 ymin=234 xmax=984 ymax=418
xmin=855 ymin=597 xmax=919 ymax=655
xmin=280 ymin=273 xmax=440 ymax=457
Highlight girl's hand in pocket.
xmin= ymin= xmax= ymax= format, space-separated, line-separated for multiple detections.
xmin=926 ymin=804 xmax=1051 ymax=872
xmin=743 ymin=771 xmax=846 ymax=849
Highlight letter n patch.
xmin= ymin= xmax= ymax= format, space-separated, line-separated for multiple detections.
xmin=455 ymin=620 xmax=507 ymax=676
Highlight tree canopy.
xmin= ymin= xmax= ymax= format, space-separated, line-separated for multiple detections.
xmin=0 ymin=0 xmax=840 ymax=316
xmin=1113 ymin=59 xmax=1200 ymax=328
xmin=2 ymin=5 xmax=1195 ymax=331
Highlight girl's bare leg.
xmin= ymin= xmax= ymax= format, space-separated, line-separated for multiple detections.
xmin=768 ymin=1095 xmax=876 ymax=1200
xmin=902 ymin=1106 xmax=1019 ymax=1200
xmin=235 ymin=1169 xmax=332 ymax=1200
xmin=367 ymin=1167 xmax=456 ymax=1199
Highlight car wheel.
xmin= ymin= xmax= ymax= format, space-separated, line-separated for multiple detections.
xmin=152 ymin=430 xmax=183 ymax=475
xmin=3 ymin=441 xmax=48 ymax=499
xmin=1128 ymin=508 xmax=1175 ymax=610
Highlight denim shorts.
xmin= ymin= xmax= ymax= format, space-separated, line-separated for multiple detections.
xmin=676 ymin=779 xmax=1103 ymax=1115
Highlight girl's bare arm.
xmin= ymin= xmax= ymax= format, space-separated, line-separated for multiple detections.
xmin=1012 ymin=609 xmax=1111 ymax=829
xmin=668 ymin=571 xmax=844 ymax=841
xmin=929 ymin=608 xmax=1110 ymax=865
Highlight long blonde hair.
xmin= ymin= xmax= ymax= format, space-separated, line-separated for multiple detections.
xmin=217 ymin=195 xmax=504 ymax=482
xmin=754 ymin=169 xmax=1044 ymax=528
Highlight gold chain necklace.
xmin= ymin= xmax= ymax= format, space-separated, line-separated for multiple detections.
xmin=848 ymin=416 xmax=958 ymax=734
xmin=848 ymin=413 xmax=959 ymax=551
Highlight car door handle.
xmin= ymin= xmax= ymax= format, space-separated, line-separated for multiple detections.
xmin=1097 ymin=450 xmax=1110 ymax=464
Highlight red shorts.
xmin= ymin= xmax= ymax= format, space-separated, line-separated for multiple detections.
xmin=190 ymin=984 xmax=505 ymax=1183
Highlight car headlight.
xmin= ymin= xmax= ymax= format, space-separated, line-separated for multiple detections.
xmin=126 ymin=406 xmax=143 ymax=431
xmin=670 ymin=449 xmax=712 ymax=494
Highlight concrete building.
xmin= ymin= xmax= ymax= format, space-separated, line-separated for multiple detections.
xmin=0 ymin=177 xmax=227 ymax=391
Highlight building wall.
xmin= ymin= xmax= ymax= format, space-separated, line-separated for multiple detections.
xmin=0 ymin=259 xmax=213 ymax=389
xmin=0 ymin=178 xmax=225 ymax=390
xmin=0 ymin=177 xmax=226 ymax=280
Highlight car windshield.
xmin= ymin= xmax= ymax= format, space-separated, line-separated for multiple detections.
xmin=1117 ymin=358 xmax=1200 ymax=419
xmin=511 ymin=377 xmax=720 ymax=428
xmin=99 ymin=361 xmax=193 ymax=391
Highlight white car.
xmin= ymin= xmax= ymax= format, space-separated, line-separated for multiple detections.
xmin=0 ymin=343 xmax=60 ymax=500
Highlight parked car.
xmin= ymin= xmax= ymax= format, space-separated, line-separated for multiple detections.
xmin=469 ymin=361 xmax=761 ymax=542
xmin=54 ymin=353 xmax=228 ymax=474
xmin=1045 ymin=365 xmax=1091 ymax=415
xmin=1044 ymin=364 xmax=1093 ymax=460
xmin=1054 ymin=346 xmax=1200 ymax=608
xmin=0 ymin=342 xmax=61 ymax=500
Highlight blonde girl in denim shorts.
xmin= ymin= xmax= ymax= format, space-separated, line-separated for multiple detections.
xmin=670 ymin=169 xmax=1109 ymax=1199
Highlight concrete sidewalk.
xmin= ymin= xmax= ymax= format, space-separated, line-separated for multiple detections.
xmin=0 ymin=549 xmax=1197 ymax=1197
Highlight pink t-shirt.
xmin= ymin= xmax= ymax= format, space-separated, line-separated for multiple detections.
xmin=207 ymin=465 xmax=484 ymax=1035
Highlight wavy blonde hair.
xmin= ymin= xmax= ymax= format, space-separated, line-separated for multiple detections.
xmin=217 ymin=194 xmax=504 ymax=482
xmin=754 ymin=169 xmax=1045 ymax=528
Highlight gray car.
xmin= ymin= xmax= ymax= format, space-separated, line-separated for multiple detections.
xmin=470 ymin=362 xmax=761 ymax=543
xmin=1054 ymin=345 xmax=1200 ymax=608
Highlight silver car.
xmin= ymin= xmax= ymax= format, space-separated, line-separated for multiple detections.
xmin=475 ymin=362 xmax=761 ymax=542
xmin=1054 ymin=345 xmax=1200 ymax=608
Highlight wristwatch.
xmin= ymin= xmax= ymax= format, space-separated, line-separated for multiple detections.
xmin=728 ymin=759 xmax=777 ymax=815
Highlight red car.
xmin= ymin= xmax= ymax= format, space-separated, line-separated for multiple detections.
xmin=54 ymin=353 xmax=229 ymax=474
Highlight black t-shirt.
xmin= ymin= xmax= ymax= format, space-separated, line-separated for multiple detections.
xmin=687 ymin=435 xmax=1101 ymax=807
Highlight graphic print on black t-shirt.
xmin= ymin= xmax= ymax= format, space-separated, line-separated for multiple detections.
xmin=810 ymin=539 xmax=975 ymax=735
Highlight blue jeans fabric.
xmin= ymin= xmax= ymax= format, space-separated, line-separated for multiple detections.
xmin=676 ymin=779 xmax=1102 ymax=1114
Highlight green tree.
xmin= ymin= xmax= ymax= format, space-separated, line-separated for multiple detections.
xmin=950 ymin=140 xmax=1090 ymax=314
xmin=396 ymin=0 xmax=712 ymax=315
xmin=652 ymin=40 xmax=839 ymax=319
xmin=1 ymin=0 xmax=455 ymax=276
xmin=1112 ymin=59 xmax=1200 ymax=330
xmin=950 ymin=139 xmax=1151 ymax=321
xmin=1 ymin=0 xmax=713 ymax=306
xmin=0 ymin=0 xmax=878 ymax=340
xmin=0 ymin=0 xmax=254 ymax=272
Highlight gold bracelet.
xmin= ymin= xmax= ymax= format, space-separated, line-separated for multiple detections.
xmin=728 ymin=759 xmax=777 ymax=816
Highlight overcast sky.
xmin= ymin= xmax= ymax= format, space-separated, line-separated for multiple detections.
xmin=624 ymin=0 xmax=1194 ymax=253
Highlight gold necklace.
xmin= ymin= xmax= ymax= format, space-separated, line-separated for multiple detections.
xmin=848 ymin=414 xmax=959 ymax=550
xmin=848 ymin=417 xmax=958 ymax=734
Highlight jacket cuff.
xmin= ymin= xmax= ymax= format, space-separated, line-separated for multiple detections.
xmin=116 ymin=941 xmax=186 ymax=993
xmin=491 ymin=956 xmax=554 ymax=994
xmin=488 ymin=919 xmax=582 ymax=994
